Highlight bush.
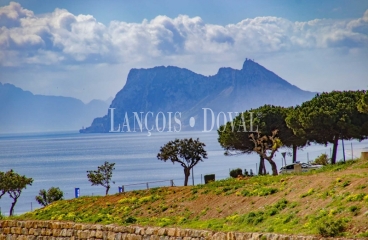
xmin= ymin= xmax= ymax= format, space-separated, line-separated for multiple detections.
xmin=35 ymin=187 xmax=64 ymax=207
xmin=348 ymin=205 xmax=360 ymax=215
xmin=313 ymin=154 xmax=329 ymax=165
xmin=317 ymin=218 xmax=346 ymax=237
xmin=124 ymin=216 xmax=137 ymax=223
xmin=229 ymin=168 xmax=243 ymax=178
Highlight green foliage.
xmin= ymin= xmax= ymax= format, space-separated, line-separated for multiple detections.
xmin=341 ymin=180 xmax=351 ymax=187
xmin=317 ymin=218 xmax=346 ymax=237
xmin=300 ymin=188 xmax=314 ymax=198
xmin=124 ymin=216 xmax=137 ymax=223
xmin=313 ymin=154 xmax=329 ymax=165
xmin=229 ymin=168 xmax=242 ymax=178
xmin=87 ymin=161 xmax=116 ymax=195
xmin=0 ymin=169 xmax=33 ymax=216
xmin=286 ymin=90 xmax=368 ymax=164
xmin=218 ymin=105 xmax=307 ymax=167
xmin=241 ymin=187 xmax=278 ymax=197
xmin=35 ymin=187 xmax=64 ymax=207
xmin=346 ymin=193 xmax=366 ymax=201
xmin=357 ymin=91 xmax=368 ymax=113
xmin=12 ymin=160 xmax=368 ymax=236
xmin=0 ymin=171 xmax=7 ymax=199
xmin=157 ymin=138 xmax=207 ymax=186
xmin=348 ymin=206 xmax=360 ymax=215
xmin=218 ymin=105 xmax=308 ymax=175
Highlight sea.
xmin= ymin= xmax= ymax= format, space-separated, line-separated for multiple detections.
xmin=0 ymin=130 xmax=367 ymax=216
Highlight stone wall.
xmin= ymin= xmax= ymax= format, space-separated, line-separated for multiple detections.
xmin=0 ymin=220 xmax=333 ymax=240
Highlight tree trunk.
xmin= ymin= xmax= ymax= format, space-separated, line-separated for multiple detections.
xmin=292 ymin=144 xmax=297 ymax=163
xmin=9 ymin=198 xmax=17 ymax=216
xmin=184 ymin=168 xmax=190 ymax=186
xmin=265 ymin=158 xmax=278 ymax=175
xmin=331 ymin=134 xmax=339 ymax=164
xmin=106 ymin=185 xmax=110 ymax=196
xmin=258 ymin=156 xmax=265 ymax=175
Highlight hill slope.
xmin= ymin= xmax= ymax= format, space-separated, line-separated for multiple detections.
xmin=0 ymin=83 xmax=109 ymax=133
xmin=16 ymin=159 xmax=368 ymax=238
xmin=81 ymin=59 xmax=315 ymax=133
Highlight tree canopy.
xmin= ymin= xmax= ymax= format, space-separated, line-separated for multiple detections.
xmin=0 ymin=169 xmax=33 ymax=216
xmin=87 ymin=161 xmax=116 ymax=195
xmin=286 ymin=90 xmax=368 ymax=164
xmin=35 ymin=187 xmax=64 ymax=207
xmin=157 ymin=138 xmax=207 ymax=186
xmin=218 ymin=105 xmax=308 ymax=175
xmin=358 ymin=91 xmax=368 ymax=114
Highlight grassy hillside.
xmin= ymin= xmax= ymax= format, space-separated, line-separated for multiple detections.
xmin=9 ymin=159 xmax=368 ymax=238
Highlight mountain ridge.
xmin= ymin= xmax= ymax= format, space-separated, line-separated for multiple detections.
xmin=0 ymin=82 xmax=109 ymax=133
xmin=81 ymin=59 xmax=316 ymax=133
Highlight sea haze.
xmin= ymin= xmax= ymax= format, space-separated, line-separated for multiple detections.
xmin=0 ymin=131 xmax=366 ymax=216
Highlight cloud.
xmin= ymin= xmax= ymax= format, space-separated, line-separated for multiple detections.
xmin=0 ymin=2 xmax=367 ymax=67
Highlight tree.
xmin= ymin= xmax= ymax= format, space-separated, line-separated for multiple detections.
xmin=2 ymin=170 xmax=33 ymax=216
xmin=157 ymin=138 xmax=207 ymax=186
xmin=35 ymin=187 xmax=64 ymax=206
xmin=218 ymin=105 xmax=307 ymax=175
xmin=358 ymin=91 xmax=368 ymax=113
xmin=87 ymin=161 xmax=115 ymax=195
xmin=249 ymin=129 xmax=282 ymax=175
xmin=0 ymin=171 xmax=7 ymax=199
xmin=286 ymin=91 xmax=368 ymax=164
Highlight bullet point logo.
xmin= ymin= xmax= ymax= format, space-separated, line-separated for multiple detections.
xmin=189 ymin=117 xmax=195 ymax=127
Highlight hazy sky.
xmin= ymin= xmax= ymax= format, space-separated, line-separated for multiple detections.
xmin=0 ymin=0 xmax=367 ymax=103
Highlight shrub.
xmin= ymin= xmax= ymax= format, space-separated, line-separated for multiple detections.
xmin=317 ymin=218 xmax=346 ymax=237
xmin=313 ymin=153 xmax=329 ymax=165
xmin=230 ymin=168 xmax=243 ymax=178
xmin=346 ymin=193 xmax=366 ymax=201
xmin=348 ymin=205 xmax=360 ymax=215
xmin=35 ymin=187 xmax=64 ymax=206
xmin=300 ymin=188 xmax=314 ymax=198
xmin=124 ymin=216 xmax=137 ymax=223
xmin=341 ymin=180 xmax=351 ymax=187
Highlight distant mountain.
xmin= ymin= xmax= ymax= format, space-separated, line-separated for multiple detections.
xmin=81 ymin=59 xmax=316 ymax=133
xmin=0 ymin=83 xmax=109 ymax=133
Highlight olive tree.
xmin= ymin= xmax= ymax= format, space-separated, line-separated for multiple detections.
xmin=157 ymin=138 xmax=207 ymax=186
xmin=1 ymin=170 xmax=33 ymax=216
xmin=35 ymin=187 xmax=64 ymax=206
xmin=87 ymin=161 xmax=115 ymax=195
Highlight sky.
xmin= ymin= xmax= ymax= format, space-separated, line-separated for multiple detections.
xmin=0 ymin=0 xmax=367 ymax=103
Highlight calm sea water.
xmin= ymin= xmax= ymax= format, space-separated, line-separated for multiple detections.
xmin=0 ymin=131 xmax=367 ymax=216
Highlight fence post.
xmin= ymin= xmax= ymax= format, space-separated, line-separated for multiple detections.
xmin=342 ymin=139 xmax=346 ymax=162
xmin=351 ymin=143 xmax=353 ymax=160
xmin=122 ymin=186 xmax=125 ymax=193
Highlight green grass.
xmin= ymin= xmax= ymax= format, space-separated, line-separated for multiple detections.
xmin=6 ymin=158 xmax=368 ymax=238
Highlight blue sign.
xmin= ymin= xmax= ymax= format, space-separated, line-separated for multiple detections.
xmin=75 ymin=188 xmax=80 ymax=198
xmin=118 ymin=187 xmax=122 ymax=193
